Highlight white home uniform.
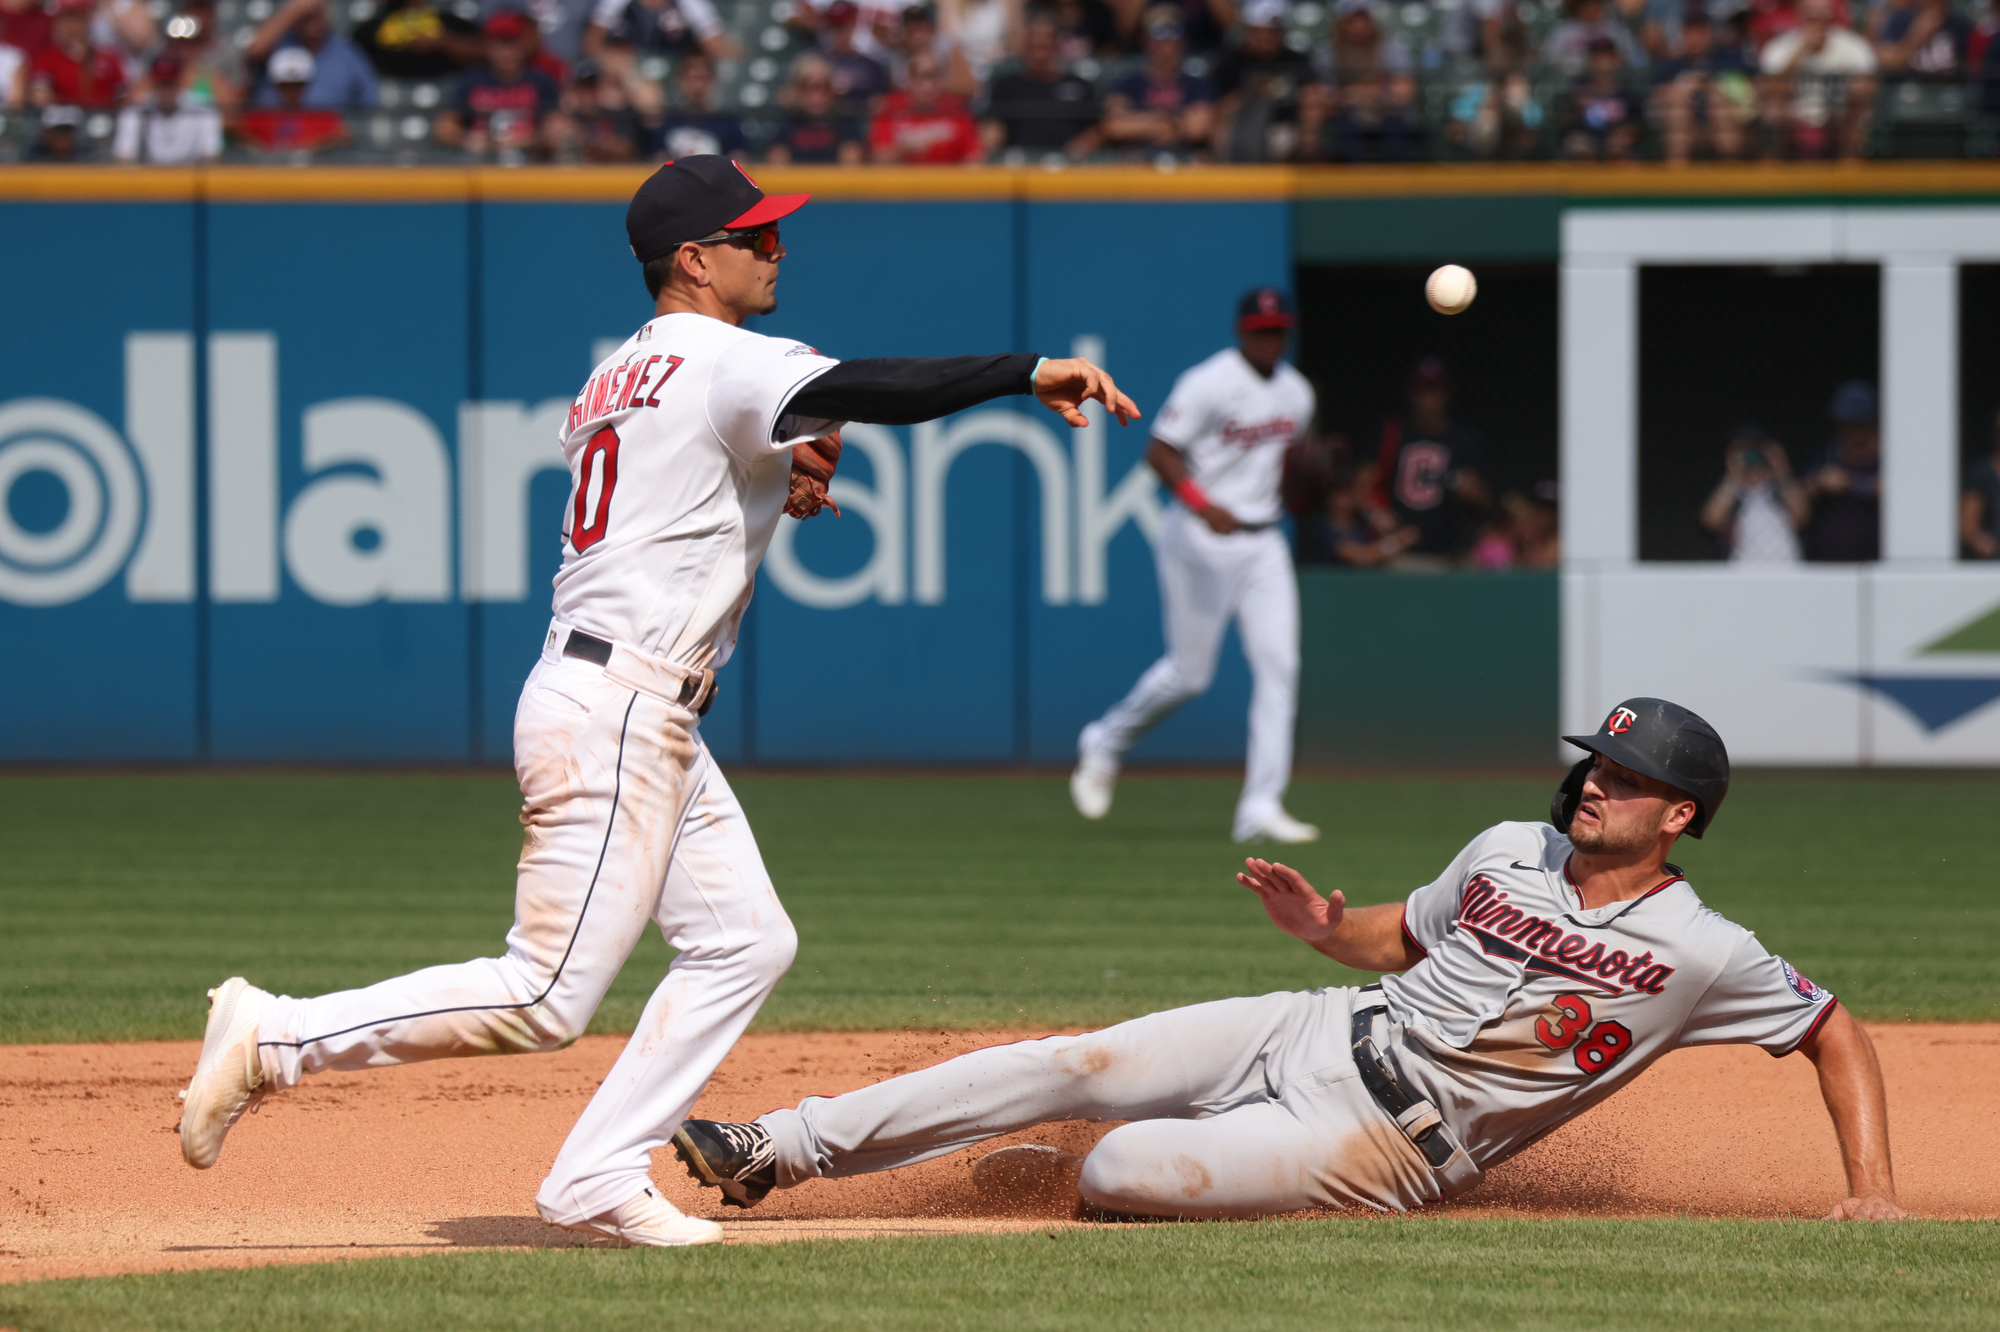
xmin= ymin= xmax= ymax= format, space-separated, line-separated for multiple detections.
xmin=1079 ymin=347 xmax=1315 ymax=840
xmin=254 ymin=312 xmax=842 ymax=1227
xmin=753 ymin=821 xmax=1839 ymax=1217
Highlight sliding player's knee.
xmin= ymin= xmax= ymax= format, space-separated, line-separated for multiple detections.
xmin=1076 ymin=1127 xmax=1184 ymax=1216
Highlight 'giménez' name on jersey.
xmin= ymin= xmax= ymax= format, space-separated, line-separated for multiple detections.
xmin=549 ymin=315 xmax=842 ymax=672
xmin=1380 ymin=821 xmax=1838 ymax=1172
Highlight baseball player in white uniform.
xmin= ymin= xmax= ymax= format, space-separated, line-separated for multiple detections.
xmin=1071 ymin=288 xmax=1319 ymax=844
xmin=174 ymin=156 xmax=1140 ymax=1248
xmin=675 ymin=698 xmax=1905 ymax=1222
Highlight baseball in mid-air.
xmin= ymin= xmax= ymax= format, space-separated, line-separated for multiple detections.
xmin=1425 ymin=264 xmax=1477 ymax=315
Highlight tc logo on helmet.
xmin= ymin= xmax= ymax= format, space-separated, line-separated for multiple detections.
xmin=1605 ymin=707 xmax=1638 ymax=735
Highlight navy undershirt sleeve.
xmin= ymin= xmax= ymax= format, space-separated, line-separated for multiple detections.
xmin=788 ymin=353 xmax=1040 ymax=425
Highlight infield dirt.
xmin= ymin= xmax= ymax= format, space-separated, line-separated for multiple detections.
xmin=2 ymin=1023 xmax=1994 ymax=1284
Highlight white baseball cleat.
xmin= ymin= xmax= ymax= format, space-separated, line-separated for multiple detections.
xmin=1234 ymin=810 xmax=1321 ymax=844
xmin=1070 ymin=757 xmax=1117 ymax=820
xmin=178 ymin=977 xmax=270 ymax=1169
xmin=553 ymin=1186 xmax=724 ymax=1248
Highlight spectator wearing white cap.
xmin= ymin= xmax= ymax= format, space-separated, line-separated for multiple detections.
xmin=27 ymin=104 xmax=88 ymax=160
xmin=246 ymin=0 xmax=380 ymax=107
xmin=239 ymin=44 xmax=354 ymax=151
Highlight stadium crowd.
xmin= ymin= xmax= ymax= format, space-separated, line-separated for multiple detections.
xmin=1283 ymin=358 xmax=1561 ymax=571
xmin=4 ymin=0 xmax=2000 ymax=161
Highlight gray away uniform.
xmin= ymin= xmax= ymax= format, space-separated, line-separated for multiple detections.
xmin=758 ymin=821 xmax=1839 ymax=1216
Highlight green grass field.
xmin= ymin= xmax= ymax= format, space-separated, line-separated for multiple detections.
xmin=3 ymin=768 xmax=1996 ymax=1329
xmin=1 ymin=769 xmax=1996 ymax=1043
xmin=2 ymin=1220 xmax=1996 ymax=1331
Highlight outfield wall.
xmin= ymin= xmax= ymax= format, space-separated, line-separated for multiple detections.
xmin=5 ymin=166 xmax=2000 ymax=766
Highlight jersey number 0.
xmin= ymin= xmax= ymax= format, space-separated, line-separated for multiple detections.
xmin=571 ymin=426 xmax=622 ymax=554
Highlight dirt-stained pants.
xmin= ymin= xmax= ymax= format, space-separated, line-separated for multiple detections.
xmin=759 ymin=987 xmax=1442 ymax=1217
xmin=255 ymin=640 xmax=796 ymax=1226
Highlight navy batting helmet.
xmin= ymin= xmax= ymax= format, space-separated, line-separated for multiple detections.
xmin=1551 ymin=697 xmax=1731 ymax=839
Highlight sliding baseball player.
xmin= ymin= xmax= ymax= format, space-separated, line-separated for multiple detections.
xmin=175 ymin=156 xmax=1139 ymax=1248
xmin=677 ymin=698 xmax=1905 ymax=1222
xmin=1071 ymin=289 xmax=1318 ymax=843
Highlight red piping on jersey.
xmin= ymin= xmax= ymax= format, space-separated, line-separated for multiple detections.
xmin=1778 ymin=996 xmax=1840 ymax=1058
xmin=1399 ymin=904 xmax=1427 ymax=959
xmin=1561 ymin=854 xmax=1686 ymax=907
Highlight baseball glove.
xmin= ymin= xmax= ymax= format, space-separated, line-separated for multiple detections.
xmin=785 ymin=431 xmax=843 ymax=520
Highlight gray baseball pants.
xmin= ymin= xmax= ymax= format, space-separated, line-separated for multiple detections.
xmin=758 ymin=986 xmax=1442 ymax=1217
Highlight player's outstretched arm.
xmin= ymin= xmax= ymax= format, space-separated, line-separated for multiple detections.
xmin=1799 ymin=1004 xmax=1907 ymax=1221
xmin=1237 ymin=859 xmax=1422 ymax=974
xmin=784 ymin=354 xmax=1139 ymax=429
xmin=1032 ymin=356 xmax=1141 ymax=427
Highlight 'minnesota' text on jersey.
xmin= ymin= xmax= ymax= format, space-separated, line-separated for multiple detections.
xmin=1383 ymin=821 xmax=1839 ymax=1169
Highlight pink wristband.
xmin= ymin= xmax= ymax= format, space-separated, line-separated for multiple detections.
xmin=1175 ymin=478 xmax=1210 ymax=511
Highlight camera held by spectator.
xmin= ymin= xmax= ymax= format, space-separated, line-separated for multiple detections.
xmin=1702 ymin=423 xmax=1808 ymax=562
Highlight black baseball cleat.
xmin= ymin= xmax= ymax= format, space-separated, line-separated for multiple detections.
xmin=672 ymin=1119 xmax=777 ymax=1209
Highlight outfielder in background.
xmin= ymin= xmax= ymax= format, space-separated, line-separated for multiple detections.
xmin=677 ymin=699 xmax=1905 ymax=1223
xmin=175 ymin=156 xmax=1140 ymax=1249
xmin=1070 ymin=288 xmax=1319 ymax=844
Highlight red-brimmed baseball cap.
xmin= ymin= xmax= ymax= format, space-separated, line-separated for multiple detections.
xmin=484 ymin=10 xmax=531 ymax=39
xmin=1237 ymin=287 xmax=1295 ymax=330
xmin=626 ymin=156 xmax=810 ymax=264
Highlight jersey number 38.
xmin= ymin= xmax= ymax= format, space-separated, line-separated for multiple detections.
xmin=1533 ymin=994 xmax=1635 ymax=1076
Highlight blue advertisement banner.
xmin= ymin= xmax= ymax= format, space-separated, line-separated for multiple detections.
xmin=0 ymin=195 xmax=1289 ymax=764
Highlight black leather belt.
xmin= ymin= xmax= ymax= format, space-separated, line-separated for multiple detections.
xmin=1351 ymin=984 xmax=1457 ymax=1170
xmin=562 ymin=629 xmax=718 ymax=716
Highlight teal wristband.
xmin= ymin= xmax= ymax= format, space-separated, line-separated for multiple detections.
xmin=1032 ymin=356 xmax=1049 ymax=389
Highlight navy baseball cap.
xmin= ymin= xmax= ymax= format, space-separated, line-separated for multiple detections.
xmin=626 ymin=156 xmax=810 ymax=265
xmin=1238 ymin=288 xmax=1295 ymax=331
xmin=1831 ymin=380 xmax=1877 ymax=424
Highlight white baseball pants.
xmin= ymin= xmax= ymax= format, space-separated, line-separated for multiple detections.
xmin=759 ymin=986 xmax=1443 ymax=1216
xmin=1081 ymin=504 xmax=1301 ymax=839
xmin=255 ymin=638 xmax=796 ymax=1226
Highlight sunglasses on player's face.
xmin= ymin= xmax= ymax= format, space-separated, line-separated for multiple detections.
xmin=694 ymin=225 xmax=781 ymax=255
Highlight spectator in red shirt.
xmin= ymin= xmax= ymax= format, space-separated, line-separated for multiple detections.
xmin=0 ymin=0 xmax=51 ymax=57
xmin=436 ymin=9 xmax=563 ymax=159
xmin=28 ymin=0 xmax=128 ymax=109
xmin=238 ymin=45 xmax=351 ymax=152
xmin=869 ymin=47 xmax=980 ymax=160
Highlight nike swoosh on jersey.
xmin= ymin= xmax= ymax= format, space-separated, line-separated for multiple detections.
xmin=1459 ymin=922 xmax=1624 ymax=994
xmin=1509 ymin=861 xmax=1545 ymax=871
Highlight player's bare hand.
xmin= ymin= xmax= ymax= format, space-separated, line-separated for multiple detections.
xmin=1825 ymin=1195 xmax=1909 ymax=1221
xmin=1237 ymin=858 xmax=1342 ymax=943
xmin=1034 ymin=357 xmax=1141 ymax=428
xmin=1200 ymin=505 xmax=1241 ymax=535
